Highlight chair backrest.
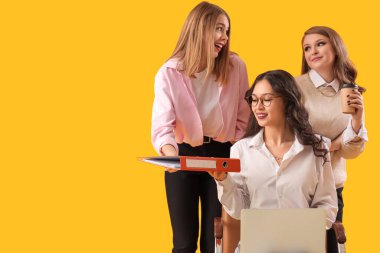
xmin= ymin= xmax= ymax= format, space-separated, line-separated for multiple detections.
xmin=240 ymin=208 xmax=326 ymax=253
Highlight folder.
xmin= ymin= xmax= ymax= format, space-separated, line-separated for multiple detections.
xmin=138 ymin=156 xmax=240 ymax=172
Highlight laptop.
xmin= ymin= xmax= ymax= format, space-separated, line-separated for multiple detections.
xmin=240 ymin=208 xmax=326 ymax=253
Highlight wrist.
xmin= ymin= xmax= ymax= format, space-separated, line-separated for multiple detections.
xmin=161 ymin=144 xmax=177 ymax=156
xmin=216 ymin=173 xmax=228 ymax=181
xmin=351 ymin=120 xmax=362 ymax=134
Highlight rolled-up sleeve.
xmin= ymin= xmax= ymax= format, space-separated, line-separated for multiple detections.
xmin=338 ymin=114 xmax=368 ymax=159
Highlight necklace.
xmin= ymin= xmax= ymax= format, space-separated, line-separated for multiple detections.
xmin=273 ymin=155 xmax=283 ymax=162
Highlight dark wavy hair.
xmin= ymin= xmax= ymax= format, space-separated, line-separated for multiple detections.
xmin=244 ymin=70 xmax=328 ymax=162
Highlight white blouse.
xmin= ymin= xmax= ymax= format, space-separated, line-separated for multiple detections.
xmin=216 ymin=129 xmax=338 ymax=229
xmin=191 ymin=71 xmax=223 ymax=138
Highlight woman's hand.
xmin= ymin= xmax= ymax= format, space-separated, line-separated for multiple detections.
xmin=209 ymin=171 xmax=228 ymax=181
xmin=162 ymin=144 xmax=179 ymax=173
xmin=348 ymin=89 xmax=364 ymax=133
xmin=329 ymin=137 xmax=342 ymax=152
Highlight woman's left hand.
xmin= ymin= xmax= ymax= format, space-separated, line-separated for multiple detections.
xmin=348 ymin=89 xmax=364 ymax=133
xmin=330 ymin=137 xmax=342 ymax=152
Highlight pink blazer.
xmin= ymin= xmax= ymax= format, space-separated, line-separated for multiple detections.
xmin=151 ymin=54 xmax=250 ymax=154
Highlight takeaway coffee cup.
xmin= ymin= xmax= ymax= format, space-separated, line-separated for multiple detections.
xmin=340 ymin=83 xmax=358 ymax=114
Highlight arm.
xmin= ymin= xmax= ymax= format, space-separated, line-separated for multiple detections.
xmin=336 ymin=90 xmax=368 ymax=159
xmin=349 ymin=89 xmax=365 ymax=133
xmin=332 ymin=117 xmax=368 ymax=160
xmin=151 ymin=68 xmax=178 ymax=155
xmin=161 ymin=144 xmax=179 ymax=173
xmin=234 ymin=60 xmax=250 ymax=141
xmin=310 ymin=151 xmax=338 ymax=229
xmin=210 ymin=144 xmax=250 ymax=220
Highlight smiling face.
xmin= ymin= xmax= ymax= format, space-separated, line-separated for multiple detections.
xmin=213 ymin=14 xmax=229 ymax=58
xmin=303 ymin=33 xmax=336 ymax=74
xmin=251 ymin=79 xmax=285 ymax=128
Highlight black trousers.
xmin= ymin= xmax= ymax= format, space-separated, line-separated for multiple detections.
xmin=165 ymin=140 xmax=232 ymax=253
xmin=326 ymin=228 xmax=338 ymax=253
xmin=326 ymin=187 xmax=344 ymax=253
xmin=336 ymin=187 xmax=344 ymax=222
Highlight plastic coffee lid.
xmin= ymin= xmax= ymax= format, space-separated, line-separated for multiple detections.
xmin=341 ymin=83 xmax=358 ymax=89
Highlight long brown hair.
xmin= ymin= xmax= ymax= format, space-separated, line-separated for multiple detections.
xmin=169 ymin=1 xmax=231 ymax=84
xmin=301 ymin=26 xmax=365 ymax=92
xmin=244 ymin=70 xmax=328 ymax=162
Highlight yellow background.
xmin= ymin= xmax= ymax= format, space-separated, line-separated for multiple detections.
xmin=1 ymin=0 xmax=379 ymax=252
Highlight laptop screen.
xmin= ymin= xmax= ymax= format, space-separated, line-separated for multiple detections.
xmin=240 ymin=209 xmax=326 ymax=253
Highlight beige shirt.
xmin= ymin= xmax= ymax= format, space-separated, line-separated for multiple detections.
xmin=216 ymin=130 xmax=338 ymax=229
xmin=295 ymin=73 xmax=368 ymax=187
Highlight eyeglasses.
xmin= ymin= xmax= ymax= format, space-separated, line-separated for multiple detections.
xmin=244 ymin=94 xmax=282 ymax=107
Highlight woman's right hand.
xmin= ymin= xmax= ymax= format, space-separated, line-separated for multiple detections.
xmin=162 ymin=144 xmax=179 ymax=173
xmin=209 ymin=171 xmax=228 ymax=181
xmin=348 ymin=89 xmax=364 ymax=133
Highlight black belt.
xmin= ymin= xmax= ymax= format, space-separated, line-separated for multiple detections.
xmin=203 ymin=136 xmax=213 ymax=143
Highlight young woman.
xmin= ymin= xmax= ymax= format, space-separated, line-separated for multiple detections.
xmin=210 ymin=70 xmax=338 ymax=252
xmin=151 ymin=2 xmax=250 ymax=252
xmin=296 ymin=26 xmax=368 ymax=253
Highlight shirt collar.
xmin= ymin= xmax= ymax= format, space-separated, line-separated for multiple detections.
xmin=309 ymin=69 xmax=340 ymax=92
xmin=248 ymin=129 xmax=265 ymax=148
xmin=248 ymin=129 xmax=305 ymax=156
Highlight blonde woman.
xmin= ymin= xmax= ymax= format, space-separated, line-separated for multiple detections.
xmin=296 ymin=26 xmax=368 ymax=253
xmin=151 ymin=2 xmax=250 ymax=252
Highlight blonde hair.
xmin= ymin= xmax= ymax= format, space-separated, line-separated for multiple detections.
xmin=301 ymin=26 xmax=359 ymax=87
xmin=170 ymin=1 xmax=231 ymax=84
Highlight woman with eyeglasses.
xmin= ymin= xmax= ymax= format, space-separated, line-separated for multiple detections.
xmin=209 ymin=70 xmax=338 ymax=252
xmin=295 ymin=26 xmax=368 ymax=253
xmin=151 ymin=2 xmax=250 ymax=253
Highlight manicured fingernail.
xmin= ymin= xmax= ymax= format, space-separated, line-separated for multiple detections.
xmin=347 ymin=95 xmax=350 ymax=97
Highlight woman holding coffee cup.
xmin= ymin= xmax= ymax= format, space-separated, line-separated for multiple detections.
xmin=295 ymin=26 xmax=368 ymax=253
